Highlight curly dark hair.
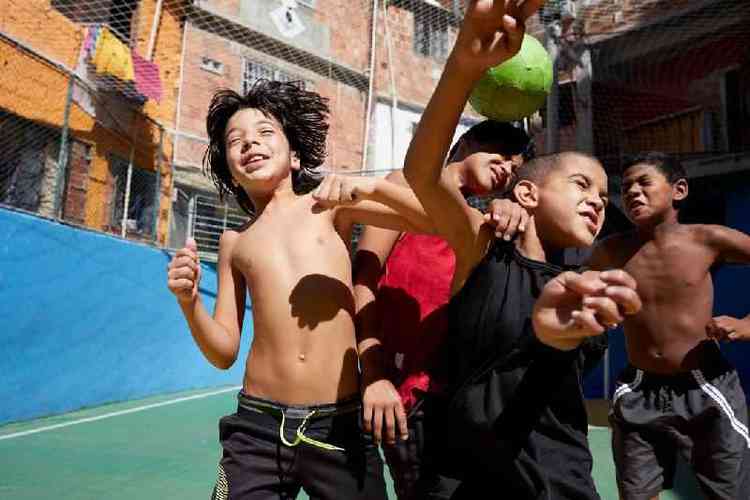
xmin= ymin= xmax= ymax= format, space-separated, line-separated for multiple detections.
xmin=203 ymin=80 xmax=330 ymax=215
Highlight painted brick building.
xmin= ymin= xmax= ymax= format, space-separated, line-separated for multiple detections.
xmin=0 ymin=0 xmax=182 ymax=245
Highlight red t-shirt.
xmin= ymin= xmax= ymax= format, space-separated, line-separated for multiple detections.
xmin=377 ymin=232 xmax=455 ymax=411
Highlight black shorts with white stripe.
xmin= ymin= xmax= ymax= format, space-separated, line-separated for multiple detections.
xmin=610 ymin=341 xmax=750 ymax=500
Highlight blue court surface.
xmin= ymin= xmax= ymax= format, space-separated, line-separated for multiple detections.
xmin=0 ymin=386 xmax=703 ymax=499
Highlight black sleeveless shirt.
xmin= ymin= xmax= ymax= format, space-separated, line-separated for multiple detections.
xmin=435 ymin=241 xmax=604 ymax=499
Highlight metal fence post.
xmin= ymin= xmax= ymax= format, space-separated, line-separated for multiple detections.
xmin=187 ymin=195 xmax=196 ymax=243
xmin=53 ymin=75 xmax=75 ymax=219
xmin=152 ymin=126 xmax=164 ymax=243
xmin=121 ymin=143 xmax=136 ymax=238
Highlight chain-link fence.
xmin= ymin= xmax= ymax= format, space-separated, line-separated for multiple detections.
xmin=1 ymin=0 xmax=748 ymax=260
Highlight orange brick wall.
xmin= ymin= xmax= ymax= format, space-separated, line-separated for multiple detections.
xmin=0 ymin=0 xmax=180 ymax=244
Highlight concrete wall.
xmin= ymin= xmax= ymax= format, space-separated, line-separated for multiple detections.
xmin=0 ymin=208 xmax=252 ymax=425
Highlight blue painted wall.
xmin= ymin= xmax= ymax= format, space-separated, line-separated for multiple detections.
xmin=584 ymin=182 xmax=750 ymax=399
xmin=0 ymin=208 xmax=253 ymax=424
xmin=714 ymin=183 xmax=750 ymax=391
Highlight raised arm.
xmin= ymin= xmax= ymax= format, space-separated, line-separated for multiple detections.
xmin=167 ymin=234 xmax=246 ymax=369
xmin=402 ymin=0 xmax=542 ymax=281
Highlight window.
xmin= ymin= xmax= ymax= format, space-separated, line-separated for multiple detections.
xmin=201 ymin=57 xmax=225 ymax=75
xmin=414 ymin=10 xmax=451 ymax=60
xmin=0 ymin=110 xmax=60 ymax=215
xmin=242 ymin=59 xmax=307 ymax=95
xmin=109 ymin=155 xmax=157 ymax=238
xmin=53 ymin=0 xmax=138 ymax=44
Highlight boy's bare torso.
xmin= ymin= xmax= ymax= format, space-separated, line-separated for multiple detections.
xmin=602 ymin=224 xmax=715 ymax=374
xmin=229 ymin=193 xmax=360 ymax=404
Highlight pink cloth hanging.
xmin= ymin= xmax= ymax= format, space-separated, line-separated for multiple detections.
xmin=132 ymin=52 xmax=163 ymax=103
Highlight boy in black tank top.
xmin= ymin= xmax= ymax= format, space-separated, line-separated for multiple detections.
xmin=400 ymin=2 xmax=643 ymax=498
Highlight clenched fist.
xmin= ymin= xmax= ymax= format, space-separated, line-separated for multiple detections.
xmin=167 ymin=237 xmax=201 ymax=304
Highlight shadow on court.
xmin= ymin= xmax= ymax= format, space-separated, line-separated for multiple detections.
xmin=0 ymin=390 xmax=703 ymax=500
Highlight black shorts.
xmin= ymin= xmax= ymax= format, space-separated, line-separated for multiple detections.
xmin=381 ymin=395 xmax=460 ymax=500
xmin=211 ymin=392 xmax=387 ymax=500
xmin=610 ymin=345 xmax=750 ymax=500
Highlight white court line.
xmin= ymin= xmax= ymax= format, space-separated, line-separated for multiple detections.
xmin=588 ymin=425 xmax=610 ymax=430
xmin=0 ymin=385 xmax=242 ymax=441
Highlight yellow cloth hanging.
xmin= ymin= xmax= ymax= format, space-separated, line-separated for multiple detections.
xmin=92 ymin=27 xmax=135 ymax=82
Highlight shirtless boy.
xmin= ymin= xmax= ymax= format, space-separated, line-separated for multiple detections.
xmin=397 ymin=1 xmax=641 ymax=497
xmin=166 ymin=80 xmax=432 ymax=500
xmin=586 ymin=152 xmax=750 ymax=500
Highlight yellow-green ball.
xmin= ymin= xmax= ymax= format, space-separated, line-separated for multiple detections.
xmin=468 ymin=34 xmax=553 ymax=122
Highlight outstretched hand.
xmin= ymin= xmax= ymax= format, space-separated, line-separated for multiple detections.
xmin=532 ymin=270 xmax=642 ymax=351
xmin=453 ymin=0 xmax=544 ymax=74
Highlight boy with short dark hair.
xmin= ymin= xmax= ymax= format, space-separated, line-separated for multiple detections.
xmin=353 ymin=120 xmax=533 ymax=499
xmin=166 ymin=79 xmax=434 ymax=500
xmin=396 ymin=1 xmax=642 ymax=497
xmin=580 ymin=151 xmax=750 ymax=500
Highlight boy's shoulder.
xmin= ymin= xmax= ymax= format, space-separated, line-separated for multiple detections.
xmin=658 ymin=222 xmax=714 ymax=243
xmin=218 ymin=220 xmax=259 ymax=252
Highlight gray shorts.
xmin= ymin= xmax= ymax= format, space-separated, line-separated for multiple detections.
xmin=610 ymin=344 xmax=750 ymax=500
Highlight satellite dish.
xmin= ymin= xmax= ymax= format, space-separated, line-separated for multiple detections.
xmin=270 ymin=2 xmax=306 ymax=39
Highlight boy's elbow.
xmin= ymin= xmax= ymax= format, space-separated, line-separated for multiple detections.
xmin=212 ymin=357 xmax=235 ymax=370
xmin=209 ymin=351 xmax=237 ymax=370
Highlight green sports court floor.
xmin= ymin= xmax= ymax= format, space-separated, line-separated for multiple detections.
xmin=0 ymin=387 xmax=702 ymax=499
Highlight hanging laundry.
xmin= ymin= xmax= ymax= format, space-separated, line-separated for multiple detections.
xmin=82 ymin=26 xmax=100 ymax=58
xmin=92 ymin=27 xmax=135 ymax=82
xmin=73 ymin=26 xmax=97 ymax=116
xmin=132 ymin=52 xmax=163 ymax=102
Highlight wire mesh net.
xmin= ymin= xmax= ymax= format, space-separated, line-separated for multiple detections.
xmin=0 ymin=0 xmax=748 ymax=256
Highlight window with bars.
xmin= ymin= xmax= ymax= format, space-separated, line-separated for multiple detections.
xmin=242 ymin=59 xmax=307 ymax=95
xmin=413 ymin=10 xmax=451 ymax=60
